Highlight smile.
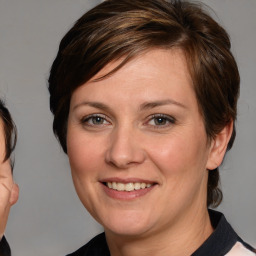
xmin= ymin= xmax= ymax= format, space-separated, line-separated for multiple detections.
xmin=105 ymin=182 xmax=153 ymax=192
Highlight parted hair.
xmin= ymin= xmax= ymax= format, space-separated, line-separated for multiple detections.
xmin=0 ymin=100 xmax=17 ymax=163
xmin=48 ymin=0 xmax=240 ymax=207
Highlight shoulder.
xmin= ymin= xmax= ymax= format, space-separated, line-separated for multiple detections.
xmin=0 ymin=236 xmax=11 ymax=256
xmin=66 ymin=233 xmax=110 ymax=256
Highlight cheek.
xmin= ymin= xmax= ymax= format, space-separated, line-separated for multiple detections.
xmin=67 ymin=130 xmax=103 ymax=180
xmin=66 ymin=130 xmax=105 ymax=214
xmin=148 ymin=133 xmax=210 ymax=208
xmin=146 ymin=129 xmax=209 ymax=178
xmin=146 ymin=135 xmax=188 ymax=170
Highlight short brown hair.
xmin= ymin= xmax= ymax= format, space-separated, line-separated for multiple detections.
xmin=48 ymin=0 xmax=240 ymax=207
xmin=0 ymin=99 xmax=17 ymax=164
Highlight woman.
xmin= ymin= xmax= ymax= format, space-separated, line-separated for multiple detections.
xmin=48 ymin=0 xmax=255 ymax=255
xmin=0 ymin=100 xmax=19 ymax=256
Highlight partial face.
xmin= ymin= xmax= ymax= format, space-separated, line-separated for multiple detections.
xmin=67 ymin=49 xmax=214 ymax=238
xmin=0 ymin=117 xmax=19 ymax=238
xmin=0 ymin=119 xmax=6 ymax=162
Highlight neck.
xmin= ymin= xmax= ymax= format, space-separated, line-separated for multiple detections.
xmin=105 ymin=207 xmax=213 ymax=256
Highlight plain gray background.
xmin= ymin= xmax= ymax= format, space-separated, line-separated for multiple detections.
xmin=0 ymin=0 xmax=255 ymax=255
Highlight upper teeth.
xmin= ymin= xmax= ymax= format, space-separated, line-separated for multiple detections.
xmin=106 ymin=182 xmax=152 ymax=192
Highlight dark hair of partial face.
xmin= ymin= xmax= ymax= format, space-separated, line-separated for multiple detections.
xmin=0 ymin=99 xmax=17 ymax=167
xmin=48 ymin=0 xmax=240 ymax=208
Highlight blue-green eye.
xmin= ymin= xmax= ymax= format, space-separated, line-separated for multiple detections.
xmin=147 ymin=114 xmax=175 ymax=127
xmin=153 ymin=117 xmax=167 ymax=125
xmin=81 ymin=114 xmax=110 ymax=126
xmin=90 ymin=116 xmax=105 ymax=125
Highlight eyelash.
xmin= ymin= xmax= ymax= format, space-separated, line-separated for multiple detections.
xmin=80 ymin=113 xmax=176 ymax=129
xmin=80 ymin=114 xmax=111 ymax=127
xmin=146 ymin=114 xmax=176 ymax=129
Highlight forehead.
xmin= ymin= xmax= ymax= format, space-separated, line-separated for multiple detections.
xmin=93 ymin=48 xmax=191 ymax=82
xmin=70 ymin=48 xmax=198 ymax=112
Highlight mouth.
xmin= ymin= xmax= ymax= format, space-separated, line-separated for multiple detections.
xmin=101 ymin=179 xmax=157 ymax=200
xmin=103 ymin=182 xmax=153 ymax=192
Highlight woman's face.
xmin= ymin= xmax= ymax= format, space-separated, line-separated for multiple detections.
xmin=67 ymin=49 xmax=215 ymax=238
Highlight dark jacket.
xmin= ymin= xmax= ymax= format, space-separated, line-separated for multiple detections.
xmin=0 ymin=236 xmax=11 ymax=256
xmin=66 ymin=210 xmax=255 ymax=256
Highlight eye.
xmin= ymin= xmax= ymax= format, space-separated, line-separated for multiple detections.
xmin=81 ymin=114 xmax=110 ymax=127
xmin=147 ymin=114 xmax=175 ymax=128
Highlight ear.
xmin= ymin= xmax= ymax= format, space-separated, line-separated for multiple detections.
xmin=206 ymin=121 xmax=233 ymax=170
xmin=9 ymin=183 xmax=19 ymax=206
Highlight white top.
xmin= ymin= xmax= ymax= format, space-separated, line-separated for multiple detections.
xmin=226 ymin=242 xmax=255 ymax=256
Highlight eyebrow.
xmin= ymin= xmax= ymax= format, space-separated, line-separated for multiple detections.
xmin=139 ymin=99 xmax=187 ymax=110
xmin=73 ymin=101 xmax=111 ymax=112
xmin=73 ymin=99 xmax=186 ymax=112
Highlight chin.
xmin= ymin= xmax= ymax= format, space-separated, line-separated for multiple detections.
xmin=104 ymin=223 xmax=151 ymax=238
xmin=98 ymin=210 xmax=156 ymax=237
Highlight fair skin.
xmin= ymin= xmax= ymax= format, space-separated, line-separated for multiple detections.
xmin=67 ymin=49 xmax=232 ymax=256
xmin=0 ymin=119 xmax=19 ymax=239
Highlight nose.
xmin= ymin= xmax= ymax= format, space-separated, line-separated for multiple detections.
xmin=105 ymin=126 xmax=146 ymax=169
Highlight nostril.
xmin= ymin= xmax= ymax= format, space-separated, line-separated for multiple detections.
xmin=105 ymin=133 xmax=146 ymax=168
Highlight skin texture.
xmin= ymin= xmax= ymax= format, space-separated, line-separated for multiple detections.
xmin=67 ymin=49 xmax=233 ymax=256
xmin=0 ymin=119 xmax=19 ymax=239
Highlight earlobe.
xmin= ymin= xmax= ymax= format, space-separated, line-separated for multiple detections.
xmin=9 ymin=183 xmax=19 ymax=206
xmin=206 ymin=121 xmax=233 ymax=170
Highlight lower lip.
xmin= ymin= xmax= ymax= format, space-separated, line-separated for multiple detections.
xmin=101 ymin=183 xmax=155 ymax=200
